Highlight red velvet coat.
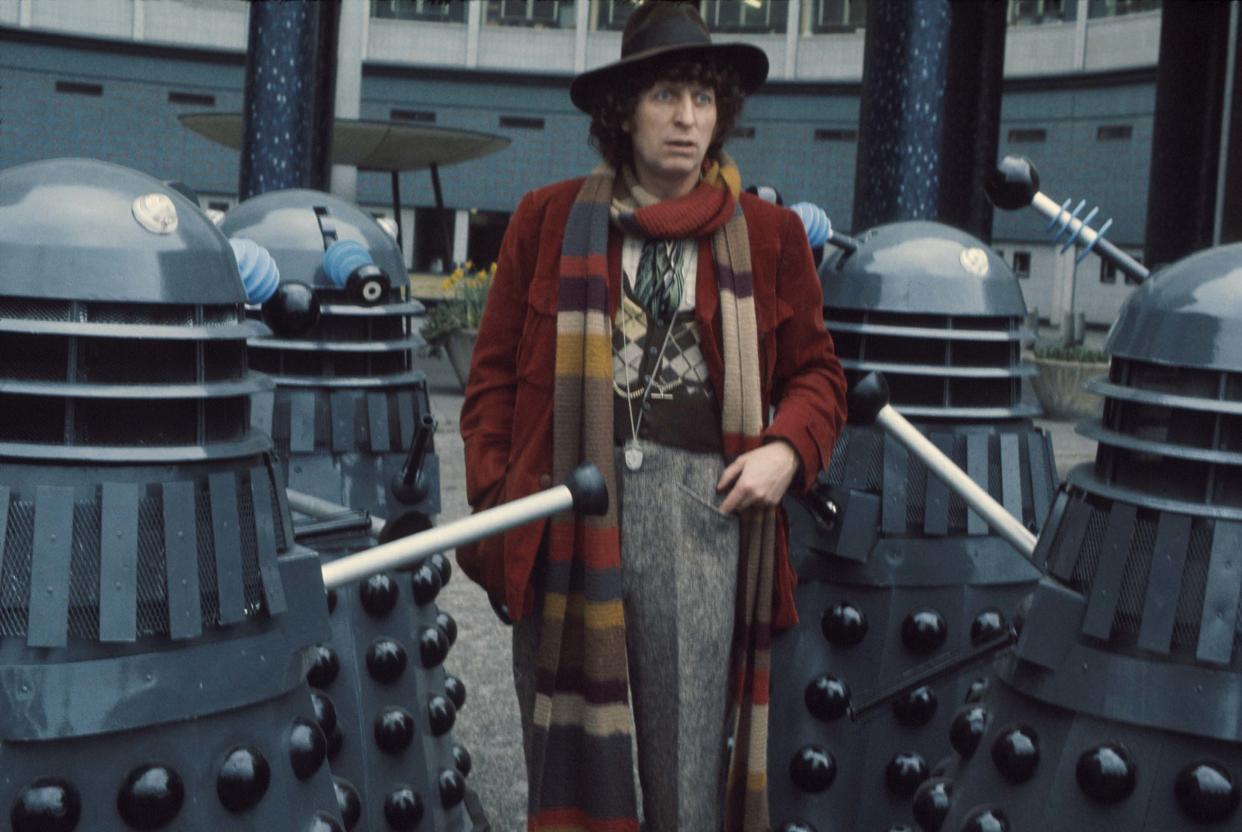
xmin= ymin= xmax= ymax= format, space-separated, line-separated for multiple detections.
xmin=457 ymin=177 xmax=847 ymax=629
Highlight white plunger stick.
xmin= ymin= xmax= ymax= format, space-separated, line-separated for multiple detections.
xmin=875 ymin=404 xmax=1038 ymax=558
xmin=321 ymin=485 xmax=575 ymax=590
xmin=287 ymin=488 xmax=386 ymax=538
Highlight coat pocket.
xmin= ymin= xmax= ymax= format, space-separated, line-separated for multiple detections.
xmin=515 ymin=276 xmax=559 ymax=388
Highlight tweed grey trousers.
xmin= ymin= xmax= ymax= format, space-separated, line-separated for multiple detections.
xmin=514 ymin=441 xmax=740 ymax=831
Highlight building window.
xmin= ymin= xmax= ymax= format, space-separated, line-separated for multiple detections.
xmin=1008 ymin=128 xmax=1047 ymax=143
xmin=810 ymin=0 xmax=867 ymax=33
xmin=467 ymin=209 xmax=513 ymax=270
xmin=391 ymin=109 xmax=436 ymax=123
xmin=593 ymin=0 xmax=640 ymax=31
xmin=371 ymin=0 xmax=466 ymax=23
xmin=499 ymin=115 xmax=545 ymax=130
xmin=55 ymin=80 xmax=103 ymax=97
xmin=168 ymin=91 xmax=216 ymax=107
xmin=1099 ymin=259 xmax=1117 ymax=284
xmin=207 ymin=201 xmax=231 ymax=212
xmin=486 ymin=0 xmax=575 ymax=28
xmin=1007 ymin=0 xmax=1075 ymax=25
xmin=1096 ymin=124 xmax=1132 ymax=141
xmin=1012 ymin=251 xmax=1031 ymax=278
xmin=1088 ymin=0 xmax=1160 ymax=19
xmin=814 ymin=127 xmax=858 ymax=141
xmin=701 ymin=0 xmax=789 ymax=34
xmin=595 ymin=1 xmax=790 ymax=33
xmin=730 ymin=126 xmax=756 ymax=139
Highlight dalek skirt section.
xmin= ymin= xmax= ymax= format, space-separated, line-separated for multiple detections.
xmin=940 ymin=243 xmax=1242 ymax=832
xmin=222 ymin=189 xmax=440 ymax=522
xmin=0 ymin=158 xmax=344 ymax=830
xmin=767 ymin=221 xmax=1056 ymax=831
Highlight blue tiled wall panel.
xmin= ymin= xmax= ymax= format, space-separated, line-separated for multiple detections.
xmin=1 ymin=33 xmax=1154 ymax=243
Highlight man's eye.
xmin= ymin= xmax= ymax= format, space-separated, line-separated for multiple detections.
xmin=696 ymin=92 xmax=714 ymax=105
xmin=654 ymin=88 xmax=674 ymax=101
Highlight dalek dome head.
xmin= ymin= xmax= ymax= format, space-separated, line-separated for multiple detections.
xmin=820 ymin=220 xmax=1036 ymax=419
xmin=221 ymin=189 xmax=404 ymax=306
xmin=1077 ymin=242 xmax=1242 ymax=514
xmin=0 ymin=157 xmax=245 ymax=306
xmin=1106 ymin=243 xmax=1242 ymax=373
xmin=221 ymin=189 xmax=424 ymax=385
xmin=0 ymin=157 xmax=269 ymax=463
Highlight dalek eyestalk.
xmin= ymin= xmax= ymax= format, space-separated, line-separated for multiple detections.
xmin=847 ymin=372 xmax=1039 ymax=558
xmin=987 ymin=155 xmax=1150 ymax=284
xmin=391 ymin=413 xmax=437 ymax=505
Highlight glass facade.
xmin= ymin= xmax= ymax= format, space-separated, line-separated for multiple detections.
xmin=1007 ymin=0 xmax=1076 ymax=25
xmin=486 ymin=0 xmax=576 ymax=28
xmin=810 ymin=0 xmax=866 ymax=33
xmin=371 ymin=0 xmax=467 ymax=23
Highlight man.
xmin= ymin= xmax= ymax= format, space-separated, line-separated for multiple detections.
xmin=459 ymin=3 xmax=846 ymax=830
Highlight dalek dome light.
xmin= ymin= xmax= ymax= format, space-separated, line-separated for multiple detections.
xmin=0 ymin=157 xmax=244 ymax=305
xmin=220 ymin=188 xmax=405 ymax=295
xmin=1106 ymin=242 xmax=1242 ymax=373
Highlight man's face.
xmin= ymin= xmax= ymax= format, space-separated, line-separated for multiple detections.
xmin=624 ymin=77 xmax=718 ymax=191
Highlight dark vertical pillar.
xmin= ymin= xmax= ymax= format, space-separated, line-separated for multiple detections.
xmin=1217 ymin=6 xmax=1242 ymax=246
xmin=1143 ymin=0 xmax=1235 ymax=267
xmin=939 ymin=1 xmax=1008 ymax=243
xmin=851 ymin=0 xmax=1007 ymax=241
xmin=239 ymin=0 xmax=341 ymax=201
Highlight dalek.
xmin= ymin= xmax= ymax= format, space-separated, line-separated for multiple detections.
xmin=0 ymin=157 xmax=346 ymax=830
xmin=220 ymin=191 xmax=480 ymax=831
xmin=768 ymin=219 xmax=1056 ymax=831
xmin=911 ymin=158 xmax=1242 ymax=832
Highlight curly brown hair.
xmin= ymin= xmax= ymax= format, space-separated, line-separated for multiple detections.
xmin=587 ymin=56 xmax=745 ymax=171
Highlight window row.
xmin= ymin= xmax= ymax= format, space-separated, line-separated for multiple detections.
xmin=1007 ymin=125 xmax=1135 ymax=143
xmin=371 ymin=0 xmax=864 ymax=35
xmin=373 ymin=0 xmax=1159 ymax=34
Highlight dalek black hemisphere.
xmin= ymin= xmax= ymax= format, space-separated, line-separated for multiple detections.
xmin=0 ymin=157 xmax=344 ymax=829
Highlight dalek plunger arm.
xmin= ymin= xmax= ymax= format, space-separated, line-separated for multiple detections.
xmin=848 ymin=372 xmax=1038 ymax=558
xmin=987 ymin=155 xmax=1150 ymax=284
xmin=318 ymin=462 xmax=608 ymax=590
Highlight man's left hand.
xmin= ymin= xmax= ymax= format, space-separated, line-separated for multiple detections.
xmin=716 ymin=440 xmax=800 ymax=515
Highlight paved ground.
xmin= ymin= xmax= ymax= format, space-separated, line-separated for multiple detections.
xmin=424 ymin=353 xmax=1098 ymax=832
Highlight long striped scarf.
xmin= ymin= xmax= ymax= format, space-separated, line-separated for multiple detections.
xmin=531 ymin=153 xmax=775 ymax=832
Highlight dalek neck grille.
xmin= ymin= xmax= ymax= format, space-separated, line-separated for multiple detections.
xmin=0 ymin=300 xmax=267 ymax=461
xmin=821 ymin=220 xmax=1037 ymax=419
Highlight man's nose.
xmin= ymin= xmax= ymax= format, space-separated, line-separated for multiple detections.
xmin=673 ymin=91 xmax=696 ymax=125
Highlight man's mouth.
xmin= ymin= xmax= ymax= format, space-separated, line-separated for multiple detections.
xmin=666 ymin=140 xmax=697 ymax=152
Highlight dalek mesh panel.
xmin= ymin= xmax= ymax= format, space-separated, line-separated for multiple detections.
xmin=940 ymin=243 xmax=1242 ymax=832
xmin=0 ymin=157 xmax=343 ymax=829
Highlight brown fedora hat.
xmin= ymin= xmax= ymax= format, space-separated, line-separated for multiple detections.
xmin=569 ymin=1 xmax=769 ymax=113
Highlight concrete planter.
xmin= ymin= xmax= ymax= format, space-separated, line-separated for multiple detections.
xmin=1032 ymin=357 xmax=1108 ymax=421
xmin=444 ymin=328 xmax=477 ymax=391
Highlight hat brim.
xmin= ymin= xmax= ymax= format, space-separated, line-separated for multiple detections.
xmin=569 ymin=42 xmax=769 ymax=113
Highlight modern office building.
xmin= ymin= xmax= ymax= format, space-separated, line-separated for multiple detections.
xmin=1 ymin=0 xmax=1164 ymax=328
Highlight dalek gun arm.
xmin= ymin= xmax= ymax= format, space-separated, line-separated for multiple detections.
xmin=847 ymin=372 xmax=1038 ymax=559
xmin=318 ymin=462 xmax=608 ymax=590
xmin=987 ymin=155 xmax=1150 ymax=284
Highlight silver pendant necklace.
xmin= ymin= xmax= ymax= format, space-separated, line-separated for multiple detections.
xmin=619 ymin=281 xmax=678 ymax=472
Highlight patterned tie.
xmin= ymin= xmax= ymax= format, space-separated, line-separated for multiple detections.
xmin=633 ymin=238 xmax=684 ymax=324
